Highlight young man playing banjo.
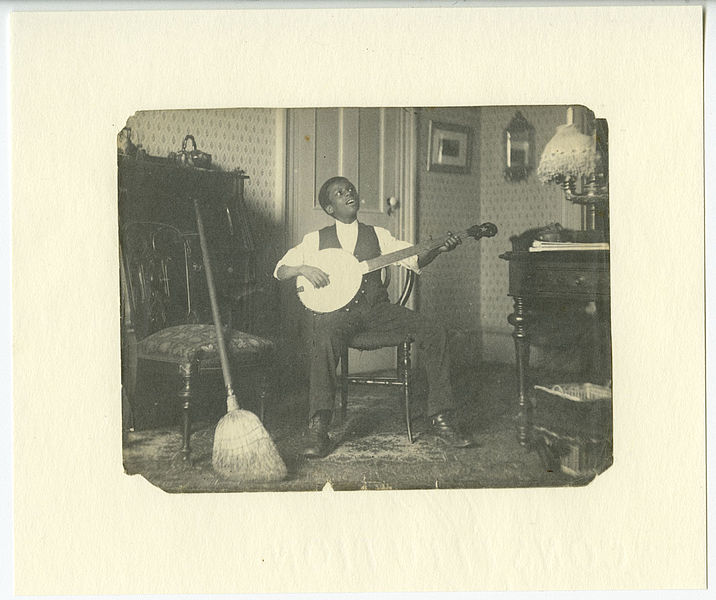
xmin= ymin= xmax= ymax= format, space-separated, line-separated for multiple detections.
xmin=275 ymin=176 xmax=475 ymax=458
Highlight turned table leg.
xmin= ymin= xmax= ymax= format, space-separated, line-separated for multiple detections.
xmin=508 ymin=296 xmax=531 ymax=447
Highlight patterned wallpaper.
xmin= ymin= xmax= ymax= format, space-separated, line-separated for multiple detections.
xmin=415 ymin=105 xmax=576 ymax=362
xmin=124 ymin=108 xmax=283 ymax=277
xmin=478 ymin=106 xmax=574 ymax=350
xmin=415 ymin=107 xmax=482 ymax=340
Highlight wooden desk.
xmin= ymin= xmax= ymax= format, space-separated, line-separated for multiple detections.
xmin=500 ymin=250 xmax=611 ymax=446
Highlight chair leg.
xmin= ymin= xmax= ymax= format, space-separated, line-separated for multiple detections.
xmin=340 ymin=347 xmax=349 ymax=426
xmin=178 ymin=361 xmax=196 ymax=461
xmin=401 ymin=341 xmax=413 ymax=443
xmin=256 ymin=367 xmax=269 ymax=424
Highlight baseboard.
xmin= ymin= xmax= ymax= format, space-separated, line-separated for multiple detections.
xmin=481 ymin=325 xmax=595 ymax=372
xmin=481 ymin=327 xmax=516 ymax=364
xmin=447 ymin=328 xmax=482 ymax=368
xmin=481 ymin=326 xmax=557 ymax=366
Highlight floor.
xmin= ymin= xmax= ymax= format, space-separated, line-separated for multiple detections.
xmin=122 ymin=361 xmax=611 ymax=493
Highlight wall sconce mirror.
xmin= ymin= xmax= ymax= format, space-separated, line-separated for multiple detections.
xmin=503 ymin=111 xmax=534 ymax=182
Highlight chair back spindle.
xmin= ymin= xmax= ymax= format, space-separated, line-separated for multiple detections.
xmin=379 ymin=265 xmax=416 ymax=308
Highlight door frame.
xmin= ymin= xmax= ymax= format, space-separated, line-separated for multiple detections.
xmin=395 ymin=107 xmax=418 ymax=309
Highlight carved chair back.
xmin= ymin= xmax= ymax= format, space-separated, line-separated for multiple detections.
xmin=120 ymin=222 xmax=200 ymax=341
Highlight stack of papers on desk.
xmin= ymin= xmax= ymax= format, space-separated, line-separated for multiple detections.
xmin=529 ymin=241 xmax=610 ymax=252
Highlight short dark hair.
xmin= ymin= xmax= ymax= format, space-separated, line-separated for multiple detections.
xmin=318 ymin=176 xmax=350 ymax=213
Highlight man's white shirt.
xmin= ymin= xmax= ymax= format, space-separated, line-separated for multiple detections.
xmin=274 ymin=219 xmax=420 ymax=278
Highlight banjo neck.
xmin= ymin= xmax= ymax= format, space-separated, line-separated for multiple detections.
xmin=361 ymin=227 xmax=475 ymax=274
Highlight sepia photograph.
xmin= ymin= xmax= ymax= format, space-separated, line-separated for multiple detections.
xmin=118 ymin=105 xmax=613 ymax=492
xmin=11 ymin=5 xmax=706 ymax=594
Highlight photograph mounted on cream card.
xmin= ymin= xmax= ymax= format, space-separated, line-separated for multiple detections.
xmin=118 ymin=104 xmax=612 ymax=493
xmin=10 ymin=5 xmax=705 ymax=595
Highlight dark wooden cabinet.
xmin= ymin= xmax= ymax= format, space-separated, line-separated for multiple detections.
xmin=118 ymin=154 xmax=256 ymax=332
xmin=506 ymin=250 xmax=610 ymax=300
xmin=501 ymin=250 xmax=612 ymax=447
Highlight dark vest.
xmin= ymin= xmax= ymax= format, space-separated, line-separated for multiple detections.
xmin=318 ymin=222 xmax=388 ymax=308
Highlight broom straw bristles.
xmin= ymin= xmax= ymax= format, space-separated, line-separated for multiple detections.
xmin=212 ymin=408 xmax=287 ymax=482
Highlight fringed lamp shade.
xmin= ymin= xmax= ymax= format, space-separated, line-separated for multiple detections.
xmin=537 ymin=124 xmax=599 ymax=184
xmin=537 ymin=117 xmax=609 ymax=232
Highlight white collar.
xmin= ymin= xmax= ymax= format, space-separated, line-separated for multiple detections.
xmin=335 ymin=219 xmax=358 ymax=232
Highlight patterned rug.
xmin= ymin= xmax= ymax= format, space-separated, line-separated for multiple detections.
xmin=123 ymin=365 xmax=602 ymax=492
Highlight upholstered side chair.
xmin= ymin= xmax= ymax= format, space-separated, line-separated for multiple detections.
xmin=120 ymin=221 xmax=275 ymax=461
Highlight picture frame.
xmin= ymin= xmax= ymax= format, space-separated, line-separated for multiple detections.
xmin=427 ymin=120 xmax=472 ymax=173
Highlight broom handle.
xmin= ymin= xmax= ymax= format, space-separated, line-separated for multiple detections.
xmin=193 ymin=197 xmax=238 ymax=406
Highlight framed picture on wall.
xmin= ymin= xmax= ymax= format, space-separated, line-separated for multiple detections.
xmin=427 ymin=120 xmax=472 ymax=173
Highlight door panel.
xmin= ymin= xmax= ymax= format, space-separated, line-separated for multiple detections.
xmin=315 ymin=108 xmax=341 ymax=208
xmin=357 ymin=108 xmax=381 ymax=213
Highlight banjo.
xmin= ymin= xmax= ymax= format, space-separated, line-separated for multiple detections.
xmin=296 ymin=222 xmax=497 ymax=313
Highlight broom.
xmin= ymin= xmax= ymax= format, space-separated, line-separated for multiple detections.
xmin=193 ymin=198 xmax=287 ymax=482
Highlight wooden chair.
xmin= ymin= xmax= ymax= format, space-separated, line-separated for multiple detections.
xmin=120 ymin=220 xmax=275 ymax=461
xmin=338 ymin=268 xmax=417 ymax=442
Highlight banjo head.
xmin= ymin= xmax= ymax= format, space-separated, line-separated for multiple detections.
xmin=296 ymin=248 xmax=364 ymax=313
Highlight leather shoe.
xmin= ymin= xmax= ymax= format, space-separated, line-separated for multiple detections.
xmin=429 ymin=412 xmax=474 ymax=448
xmin=302 ymin=410 xmax=331 ymax=458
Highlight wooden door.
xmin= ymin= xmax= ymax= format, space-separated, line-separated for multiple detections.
xmin=286 ymin=107 xmax=417 ymax=373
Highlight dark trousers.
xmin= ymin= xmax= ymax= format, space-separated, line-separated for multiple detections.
xmin=307 ymin=301 xmax=455 ymax=419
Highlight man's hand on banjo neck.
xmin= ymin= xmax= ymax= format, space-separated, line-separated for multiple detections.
xmin=416 ymin=231 xmax=462 ymax=269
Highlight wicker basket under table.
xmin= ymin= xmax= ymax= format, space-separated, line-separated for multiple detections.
xmin=531 ymin=383 xmax=613 ymax=478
